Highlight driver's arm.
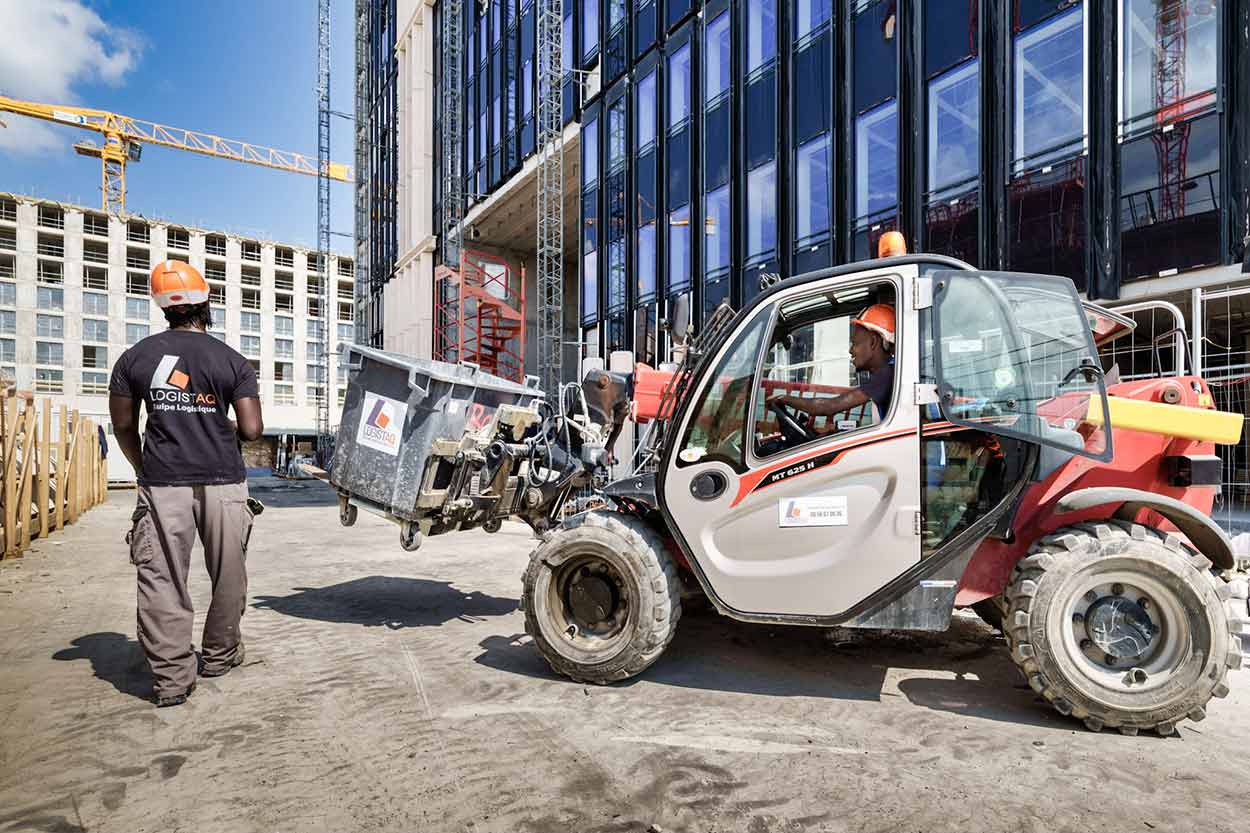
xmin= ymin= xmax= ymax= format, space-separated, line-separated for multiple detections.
xmin=772 ymin=389 xmax=870 ymax=419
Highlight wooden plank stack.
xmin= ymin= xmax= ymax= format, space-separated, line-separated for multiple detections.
xmin=0 ymin=391 xmax=109 ymax=559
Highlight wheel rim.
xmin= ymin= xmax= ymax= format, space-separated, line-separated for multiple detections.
xmin=543 ymin=552 xmax=634 ymax=658
xmin=1055 ymin=568 xmax=1191 ymax=696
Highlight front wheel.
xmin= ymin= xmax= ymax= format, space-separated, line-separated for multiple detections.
xmin=1005 ymin=521 xmax=1239 ymax=735
xmin=521 ymin=511 xmax=681 ymax=684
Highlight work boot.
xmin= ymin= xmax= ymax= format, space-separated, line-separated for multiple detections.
xmin=155 ymin=681 xmax=196 ymax=708
xmin=200 ymin=642 xmax=246 ymax=678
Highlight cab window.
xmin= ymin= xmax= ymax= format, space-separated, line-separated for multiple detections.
xmin=752 ymin=281 xmax=897 ymax=459
xmin=676 ymin=308 xmax=772 ymax=471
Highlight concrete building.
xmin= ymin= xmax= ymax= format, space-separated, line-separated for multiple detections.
xmin=0 ymin=193 xmax=356 ymax=481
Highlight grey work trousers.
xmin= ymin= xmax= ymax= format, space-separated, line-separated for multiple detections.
xmin=126 ymin=481 xmax=253 ymax=697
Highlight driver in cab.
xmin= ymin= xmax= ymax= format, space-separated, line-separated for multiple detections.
xmin=769 ymin=303 xmax=896 ymax=424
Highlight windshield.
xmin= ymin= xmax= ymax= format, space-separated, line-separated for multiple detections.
xmin=932 ymin=270 xmax=1112 ymax=462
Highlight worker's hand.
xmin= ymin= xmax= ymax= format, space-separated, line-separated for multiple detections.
xmin=769 ymin=394 xmax=803 ymax=412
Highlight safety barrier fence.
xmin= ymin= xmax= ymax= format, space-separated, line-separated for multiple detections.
xmin=0 ymin=391 xmax=108 ymax=559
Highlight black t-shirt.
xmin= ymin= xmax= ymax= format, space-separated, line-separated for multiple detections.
xmin=109 ymin=329 xmax=259 ymax=487
xmin=859 ymin=359 xmax=895 ymax=420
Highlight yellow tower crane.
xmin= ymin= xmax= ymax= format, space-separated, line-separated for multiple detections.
xmin=0 ymin=95 xmax=352 ymax=214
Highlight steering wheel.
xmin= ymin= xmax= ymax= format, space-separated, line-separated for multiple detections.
xmin=769 ymin=399 xmax=818 ymax=445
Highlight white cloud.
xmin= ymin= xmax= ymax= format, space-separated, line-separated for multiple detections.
xmin=0 ymin=0 xmax=143 ymax=155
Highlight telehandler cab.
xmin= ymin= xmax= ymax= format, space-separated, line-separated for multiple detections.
xmin=330 ymin=250 xmax=1249 ymax=736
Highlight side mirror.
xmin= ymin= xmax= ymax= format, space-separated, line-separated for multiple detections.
xmin=668 ymin=293 xmax=692 ymax=348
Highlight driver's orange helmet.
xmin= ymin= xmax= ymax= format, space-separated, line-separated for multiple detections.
xmin=150 ymin=260 xmax=210 ymax=309
xmin=852 ymin=303 xmax=895 ymax=345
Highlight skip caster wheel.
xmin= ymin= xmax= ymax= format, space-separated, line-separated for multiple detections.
xmin=400 ymin=521 xmax=423 ymax=552
xmin=339 ymin=500 xmax=358 ymax=527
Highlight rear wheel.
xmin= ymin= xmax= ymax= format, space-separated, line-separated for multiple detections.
xmin=1005 ymin=521 xmax=1239 ymax=735
xmin=521 ymin=511 xmax=681 ymax=684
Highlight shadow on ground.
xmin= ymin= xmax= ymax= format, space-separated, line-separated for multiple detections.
xmin=245 ymin=476 xmax=340 ymax=509
xmin=52 ymin=632 xmax=151 ymax=702
xmin=475 ymin=610 xmax=1071 ymax=731
xmin=252 ymin=575 xmax=517 ymax=629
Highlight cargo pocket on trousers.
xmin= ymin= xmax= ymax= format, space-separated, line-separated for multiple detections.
xmin=126 ymin=504 xmax=156 ymax=566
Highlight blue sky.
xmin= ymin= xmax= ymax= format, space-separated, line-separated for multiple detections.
xmin=0 ymin=0 xmax=356 ymax=251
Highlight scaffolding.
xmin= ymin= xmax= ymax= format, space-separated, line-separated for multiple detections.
xmin=434 ymin=249 xmax=527 ymax=382
xmin=316 ymin=0 xmax=334 ymax=462
xmin=535 ymin=0 xmax=565 ymax=398
xmin=353 ymin=0 xmax=372 ymax=347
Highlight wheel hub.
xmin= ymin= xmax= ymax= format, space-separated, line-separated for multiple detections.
xmin=1085 ymin=595 xmax=1156 ymax=659
xmin=567 ymin=570 xmax=616 ymax=628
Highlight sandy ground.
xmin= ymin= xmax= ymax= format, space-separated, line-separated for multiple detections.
xmin=1 ymin=478 xmax=1248 ymax=833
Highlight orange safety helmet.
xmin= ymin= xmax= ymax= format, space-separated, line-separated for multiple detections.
xmin=852 ymin=303 xmax=895 ymax=345
xmin=150 ymin=260 xmax=210 ymax=309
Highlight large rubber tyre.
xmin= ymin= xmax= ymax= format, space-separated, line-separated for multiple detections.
xmin=521 ymin=510 xmax=681 ymax=685
xmin=1004 ymin=521 xmax=1240 ymax=735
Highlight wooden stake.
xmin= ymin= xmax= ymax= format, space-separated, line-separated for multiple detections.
xmin=54 ymin=406 xmax=67 ymax=531
xmin=3 ymin=395 xmax=16 ymax=558
xmin=66 ymin=411 xmax=79 ymax=525
xmin=16 ymin=406 xmax=36 ymax=552
xmin=37 ymin=398 xmax=50 ymax=538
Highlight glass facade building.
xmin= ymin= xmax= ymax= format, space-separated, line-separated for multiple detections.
xmin=422 ymin=0 xmax=1250 ymax=363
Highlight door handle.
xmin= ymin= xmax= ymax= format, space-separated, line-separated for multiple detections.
xmin=690 ymin=471 xmax=727 ymax=500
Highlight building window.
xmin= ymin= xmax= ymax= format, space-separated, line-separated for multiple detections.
xmin=274 ymin=384 xmax=295 ymax=405
xmin=210 ymin=306 xmax=225 ymax=330
xmin=37 ymin=314 xmax=63 ymax=338
xmin=83 ymin=292 xmax=109 ymax=316
xmin=82 ymin=345 xmax=108 ymax=369
xmin=240 ymin=335 xmax=261 ymax=356
xmin=36 ymin=341 xmax=64 ymax=366
xmin=205 ymin=261 xmax=227 ymax=281
xmin=582 ymin=113 xmax=601 ymax=324
xmin=792 ymin=0 xmax=833 ymax=271
xmin=241 ymin=266 xmax=261 ymax=287
xmin=307 ymin=342 xmax=324 ymax=361
xmin=126 ymin=323 xmax=149 ymax=344
xmin=1121 ymin=0 xmax=1218 ymax=134
xmin=667 ymin=40 xmax=694 ymax=295
xmin=37 ymin=233 xmax=64 ymax=259
xmin=241 ymin=289 xmax=261 ymax=311
xmin=307 ymin=319 xmax=322 ymax=339
xmin=81 ymin=371 xmax=108 ymax=396
xmin=275 ymin=338 xmax=294 ymax=358
xmin=83 ymin=318 xmax=109 ymax=343
xmin=582 ymin=0 xmax=600 ymax=62
xmin=704 ymin=11 xmax=732 ymax=292
xmin=208 ymin=283 xmax=226 ymax=304
xmin=0 ymin=280 xmax=15 ymax=306
xmin=37 ymin=260 xmax=63 ymax=284
xmin=83 ymin=213 xmax=108 ymax=237
xmin=0 ymin=310 xmax=14 ymax=334
xmin=273 ymin=361 xmax=294 ymax=381
xmin=38 ymin=206 xmax=64 ymax=230
xmin=276 ymin=293 xmax=294 ymax=313
xmin=0 ymin=199 xmax=16 ymax=223
xmin=0 ymin=229 xmax=14 ymax=251
xmin=127 ymin=221 xmax=150 ymax=244
xmin=83 ymin=266 xmax=108 ymax=290
xmin=276 ymin=247 xmax=294 ymax=267
xmin=273 ymin=315 xmax=293 ymax=337
xmin=126 ymin=272 xmax=149 ymax=295
xmin=852 ymin=0 xmax=899 ymax=260
xmin=125 ymin=297 xmax=149 ymax=320
xmin=167 ymin=227 xmax=189 ymax=250
xmin=240 ymin=311 xmax=261 ymax=332
xmin=241 ymin=240 xmax=261 ymax=262
xmin=745 ymin=162 xmax=777 ymax=270
xmin=743 ymin=0 xmax=779 ymax=296
xmin=1013 ymin=4 xmax=1085 ymax=171
xmin=795 ymin=135 xmax=832 ymax=250
xmin=307 ymin=363 xmax=326 ymax=383
xmin=37 ymin=286 xmax=64 ymax=311
xmin=307 ymin=385 xmax=326 ymax=403
xmin=606 ymin=97 xmax=627 ymax=314
xmin=126 ymin=247 xmax=149 ymax=270
xmin=928 ymin=60 xmax=980 ymax=196
xmin=35 ymin=369 xmax=63 ymax=394
xmin=0 ymin=255 xmax=12 ymax=280
xmin=206 ymin=235 xmax=227 ymax=256
xmin=0 ymin=338 xmax=14 ymax=363
xmin=337 ymin=323 xmax=354 ymax=341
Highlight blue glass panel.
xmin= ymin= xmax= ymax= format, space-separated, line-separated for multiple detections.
xmin=795 ymin=134 xmax=832 ymax=246
xmin=855 ymin=100 xmax=898 ymax=219
xmin=705 ymin=12 xmax=731 ymax=103
xmin=583 ymin=116 xmax=599 ymax=187
xmin=608 ymin=99 xmax=626 ymax=171
xmin=637 ymin=222 xmax=657 ymax=300
xmin=745 ymin=70 xmax=776 ymax=170
xmin=795 ymin=0 xmax=831 ymax=40
xmin=746 ymin=161 xmax=777 ymax=260
xmin=747 ymin=0 xmax=777 ymax=74
xmin=927 ymin=58 xmax=979 ymax=194
xmin=1013 ymin=6 xmax=1084 ymax=167
xmin=582 ymin=250 xmax=599 ymax=320
xmin=668 ymin=127 xmax=690 ymax=207
xmin=583 ymin=0 xmax=600 ymax=61
xmin=1122 ymin=0 xmax=1218 ymax=131
xmin=704 ymin=184 xmax=731 ymax=274
xmin=793 ymin=32 xmax=831 ymax=143
xmin=669 ymin=205 xmax=692 ymax=292
xmin=853 ymin=1 xmax=898 ymax=113
xmin=638 ymin=71 xmax=657 ymax=151
xmin=669 ymin=43 xmax=692 ymax=128
xmin=925 ymin=0 xmax=978 ymax=77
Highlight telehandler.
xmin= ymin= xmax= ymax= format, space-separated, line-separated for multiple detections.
xmin=331 ymin=245 xmax=1249 ymax=735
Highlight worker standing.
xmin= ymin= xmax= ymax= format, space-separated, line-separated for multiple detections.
xmin=108 ymin=261 xmax=264 ymax=707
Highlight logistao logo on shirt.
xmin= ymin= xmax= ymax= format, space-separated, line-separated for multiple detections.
xmin=148 ymin=354 xmax=219 ymax=413
xmin=357 ymin=391 xmax=408 ymax=455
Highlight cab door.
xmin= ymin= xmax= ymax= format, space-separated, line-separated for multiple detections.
xmin=660 ymin=266 xmax=922 ymax=619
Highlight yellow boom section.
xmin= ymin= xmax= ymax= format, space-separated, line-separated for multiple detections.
xmin=1086 ymin=396 xmax=1244 ymax=445
xmin=0 ymin=95 xmax=351 ymax=213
